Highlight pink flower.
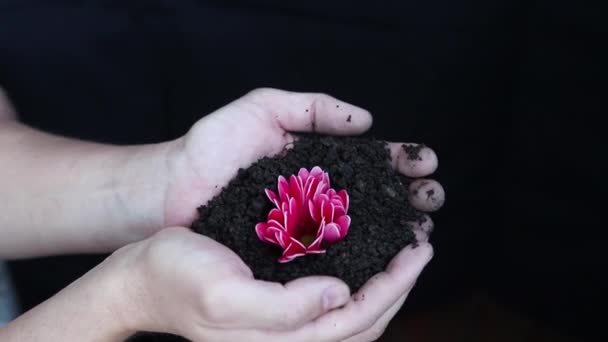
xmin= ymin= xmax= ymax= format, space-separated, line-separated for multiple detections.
xmin=255 ymin=166 xmax=351 ymax=263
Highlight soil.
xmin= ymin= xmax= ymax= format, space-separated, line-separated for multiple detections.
xmin=130 ymin=135 xmax=425 ymax=342
xmin=403 ymin=143 xmax=424 ymax=161
xmin=192 ymin=135 xmax=425 ymax=291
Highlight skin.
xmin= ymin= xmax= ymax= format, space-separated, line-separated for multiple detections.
xmin=0 ymin=87 xmax=445 ymax=341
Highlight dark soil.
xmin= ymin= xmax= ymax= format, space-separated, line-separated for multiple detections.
xmin=130 ymin=135 xmax=425 ymax=342
xmin=192 ymin=135 xmax=425 ymax=291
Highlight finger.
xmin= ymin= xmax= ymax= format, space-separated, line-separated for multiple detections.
xmin=408 ymin=179 xmax=445 ymax=212
xmin=342 ymin=293 xmax=407 ymax=342
xmin=245 ymin=88 xmax=373 ymax=135
xmin=389 ymin=143 xmax=438 ymax=177
xmin=292 ymin=243 xmax=433 ymax=342
xmin=410 ymin=214 xmax=434 ymax=242
xmin=214 ymin=275 xmax=351 ymax=331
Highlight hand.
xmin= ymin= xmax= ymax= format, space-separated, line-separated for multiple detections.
xmin=160 ymin=88 xmax=444 ymax=228
xmin=109 ymin=226 xmax=434 ymax=342
xmin=137 ymin=88 xmax=444 ymax=340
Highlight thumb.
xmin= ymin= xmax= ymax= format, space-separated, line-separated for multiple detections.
xmin=226 ymin=275 xmax=351 ymax=331
xmin=241 ymin=88 xmax=373 ymax=135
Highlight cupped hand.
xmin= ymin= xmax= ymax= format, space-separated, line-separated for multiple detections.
xmin=139 ymin=88 xmax=445 ymax=341
xmin=162 ymin=88 xmax=444 ymax=229
xmin=114 ymin=226 xmax=433 ymax=342
xmin=113 ymin=226 xmax=350 ymax=340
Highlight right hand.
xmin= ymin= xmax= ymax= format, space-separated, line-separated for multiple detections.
xmin=110 ymin=226 xmax=433 ymax=341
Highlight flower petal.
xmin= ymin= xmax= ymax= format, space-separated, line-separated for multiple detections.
xmin=315 ymin=181 xmax=330 ymax=198
xmin=336 ymin=215 xmax=351 ymax=238
xmin=321 ymin=201 xmax=335 ymax=222
xmin=279 ymin=253 xmax=306 ymax=263
xmin=308 ymin=199 xmax=320 ymax=223
xmin=278 ymin=238 xmax=307 ymax=263
xmin=306 ymin=249 xmax=327 ymax=254
xmin=308 ymin=221 xmax=325 ymax=250
xmin=289 ymin=175 xmax=303 ymax=203
xmin=338 ymin=190 xmax=349 ymax=212
xmin=298 ymin=168 xmax=310 ymax=183
xmin=274 ymin=229 xmax=290 ymax=249
xmin=323 ymin=222 xmax=342 ymax=243
xmin=310 ymin=166 xmax=324 ymax=180
xmin=265 ymin=226 xmax=284 ymax=245
xmin=255 ymin=222 xmax=268 ymax=241
xmin=333 ymin=205 xmax=346 ymax=218
xmin=268 ymin=208 xmax=283 ymax=222
xmin=314 ymin=193 xmax=330 ymax=209
xmin=285 ymin=197 xmax=298 ymax=234
xmin=278 ymin=176 xmax=290 ymax=202
xmin=267 ymin=219 xmax=286 ymax=231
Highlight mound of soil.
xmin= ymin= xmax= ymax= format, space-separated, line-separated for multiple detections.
xmin=192 ymin=135 xmax=425 ymax=292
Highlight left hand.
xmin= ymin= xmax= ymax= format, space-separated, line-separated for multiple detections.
xmin=158 ymin=88 xmax=444 ymax=229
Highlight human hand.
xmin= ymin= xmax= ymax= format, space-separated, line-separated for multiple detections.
xmin=139 ymin=88 xmax=444 ymax=341
xmin=160 ymin=88 xmax=444 ymax=229
xmin=105 ymin=226 xmax=433 ymax=342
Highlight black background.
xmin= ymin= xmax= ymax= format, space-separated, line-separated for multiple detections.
xmin=1 ymin=0 xmax=606 ymax=340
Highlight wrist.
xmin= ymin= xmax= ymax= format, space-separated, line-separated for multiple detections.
xmin=111 ymin=139 xmax=179 ymax=243
xmin=0 ymin=247 xmax=143 ymax=341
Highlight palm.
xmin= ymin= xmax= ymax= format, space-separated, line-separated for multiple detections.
xmin=163 ymin=92 xmax=297 ymax=226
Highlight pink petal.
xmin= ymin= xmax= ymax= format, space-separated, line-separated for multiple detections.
xmin=321 ymin=201 xmax=335 ymax=222
xmin=289 ymin=237 xmax=307 ymax=252
xmin=314 ymin=193 xmax=330 ymax=208
xmin=336 ymin=215 xmax=351 ymax=238
xmin=304 ymin=177 xmax=319 ymax=201
xmin=268 ymin=208 xmax=283 ymax=222
xmin=308 ymin=221 xmax=325 ymax=250
xmin=315 ymin=182 xmax=329 ymax=198
xmin=274 ymin=229 xmax=289 ymax=249
xmin=267 ymin=219 xmax=286 ymax=231
xmin=308 ymin=199 xmax=320 ymax=223
xmin=266 ymin=227 xmax=285 ymax=246
xmin=338 ymin=190 xmax=349 ymax=212
xmin=278 ymin=239 xmax=307 ymax=263
xmin=333 ymin=205 xmax=346 ymax=218
xmin=289 ymin=175 xmax=303 ymax=202
xmin=323 ymin=222 xmax=342 ymax=243
xmin=306 ymin=249 xmax=327 ymax=254
xmin=298 ymin=168 xmax=310 ymax=183
xmin=285 ymin=198 xmax=297 ymax=234
xmin=266 ymin=225 xmax=284 ymax=236
xmin=310 ymin=166 xmax=323 ymax=180
xmin=278 ymin=176 xmax=290 ymax=202
xmin=279 ymin=253 xmax=306 ymax=263
xmin=255 ymin=222 xmax=268 ymax=241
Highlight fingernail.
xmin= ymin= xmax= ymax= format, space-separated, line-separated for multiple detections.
xmin=322 ymin=284 xmax=350 ymax=311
